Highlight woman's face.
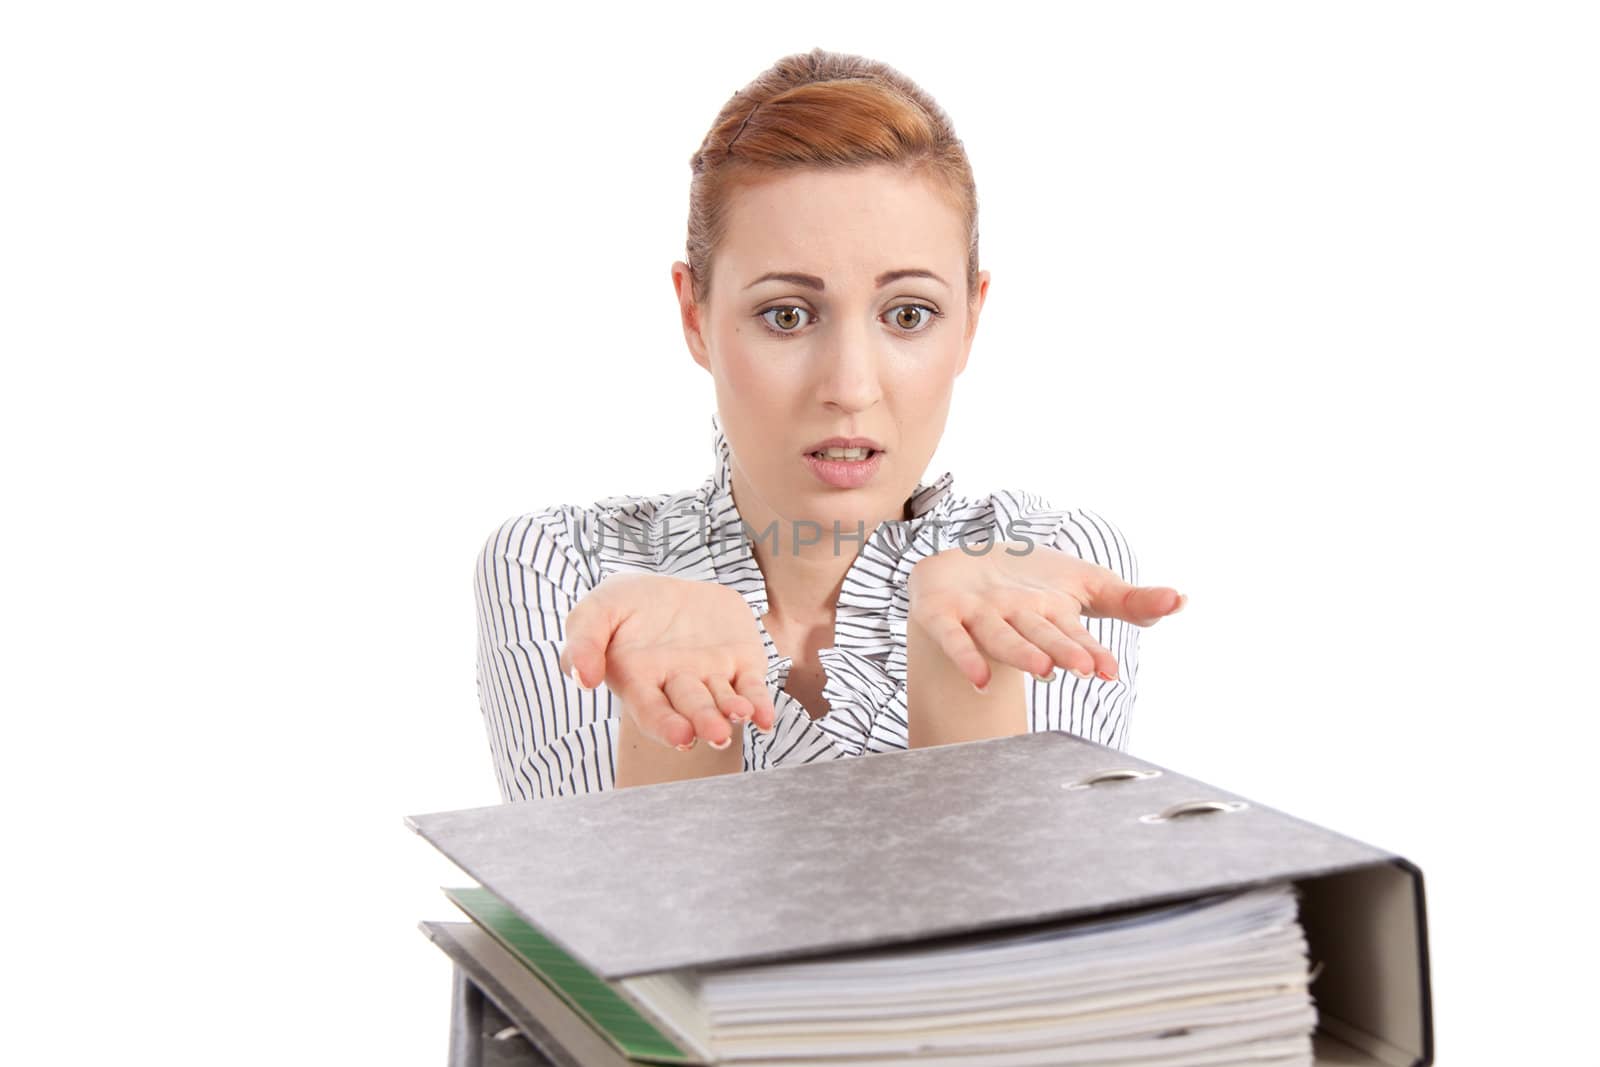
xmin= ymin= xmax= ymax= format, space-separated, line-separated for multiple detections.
xmin=674 ymin=163 xmax=990 ymax=546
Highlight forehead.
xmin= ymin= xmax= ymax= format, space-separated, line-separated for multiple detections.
xmin=716 ymin=164 xmax=965 ymax=285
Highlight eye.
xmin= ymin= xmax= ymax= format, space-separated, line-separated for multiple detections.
xmin=889 ymin=303 xmax=941 ymax=333
xmin=759 ymin=305 xmax=814 ymax=335
xmin=755 ymin=303 xmax=944 ymax=339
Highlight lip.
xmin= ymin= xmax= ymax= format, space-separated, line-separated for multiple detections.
xmin=804 ymin=449 xmax=883 ymax=490
xmin=803 ymin=435 xmax=884 ymax=454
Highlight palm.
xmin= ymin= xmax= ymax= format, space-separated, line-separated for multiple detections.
xmin=605 ymin=600 xmax=765 ymax=696
xmin=908 ymin=543 xmax=1184 ymax=688
xmin=559 ymin=572 xmax=778 ymax=745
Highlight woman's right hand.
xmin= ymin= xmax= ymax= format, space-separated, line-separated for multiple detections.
xmin=557 ymin=572 xmax=778 ymax=751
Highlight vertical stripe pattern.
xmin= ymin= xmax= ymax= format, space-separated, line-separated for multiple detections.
xmin=474 ymin=413 xmax=1142 ymax=802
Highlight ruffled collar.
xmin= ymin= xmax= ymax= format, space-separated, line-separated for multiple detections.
xmin=690 ymin=411 xmax=974 ymax=758
xmin=700 ymin=411 xmax=958 ymax=622
xmin=578 ymin=413 xmax=964 ymax=757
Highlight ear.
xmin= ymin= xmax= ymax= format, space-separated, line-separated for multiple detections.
xmin=956 ymin=269 xmax=991 ymax=377
xmin=672 ymin=262 xmax=712 ymax=373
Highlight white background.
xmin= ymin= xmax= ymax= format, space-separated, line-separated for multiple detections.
xmin=2 ymin=2 xmax=1594 ymax=1063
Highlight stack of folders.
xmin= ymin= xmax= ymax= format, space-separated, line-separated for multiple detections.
xmin=442 ymin=877 xmax=1319 ymax=1066
xmin=415 ymin=730 xmax=1432 ymax=1066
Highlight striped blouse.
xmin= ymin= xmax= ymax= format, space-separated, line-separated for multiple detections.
xmin=475 ymin=413 xmax=1141 ymax=802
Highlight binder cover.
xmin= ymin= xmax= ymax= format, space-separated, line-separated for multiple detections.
xmin=410 ymin=729 xmax=1432 ymax=1065
xmin=444 ymin=884 xmax=693 ymax=1062
xmin=423 ymin=919 xmax=635 ymax=1067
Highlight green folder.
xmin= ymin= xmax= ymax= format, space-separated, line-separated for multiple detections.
xmin=445 ymin=885 xmax=694 ymax=1063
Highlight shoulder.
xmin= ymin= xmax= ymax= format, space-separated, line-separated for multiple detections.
xmin=475 ymin=480 xmax=714 ymax=591
xmin=954 ymin=486 xmax=1139 ymax=586
xmin=474 ymin=505 xmax=593 ymax=604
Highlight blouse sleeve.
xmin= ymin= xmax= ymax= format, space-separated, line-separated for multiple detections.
xmin=473 ymin=508 xmax=621 ymax=801
xmin=986 ymin=490 xmax=1142 ymax=753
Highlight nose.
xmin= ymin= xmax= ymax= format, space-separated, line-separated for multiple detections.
xmin=814 ymin=320 xmax=883 ymax=415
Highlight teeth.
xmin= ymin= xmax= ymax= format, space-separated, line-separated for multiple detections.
xmin=814 ymin=447 xmax=873 ymax=461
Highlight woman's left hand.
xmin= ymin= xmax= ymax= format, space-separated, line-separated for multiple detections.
xmin=907 ymin=541 xmax=1185 ymax=691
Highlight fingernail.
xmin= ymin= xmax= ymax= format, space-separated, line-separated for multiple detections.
xmin=1069 ymin=667 xmax=1091 ymax=679
xmin=1035 ymin=668 xmax=1056 ymax=682
xmin=1172 ymin=593 xmax=1187 ymax=614
xmin=709 ymin=735 xmax=732 ymax=750
xmin=1097 ymin=669 xmax=1117 ymax=681
xmin=675 ymin=739 xmax=697 ymax=752
xmin=972 ymin=681 xmax=989 ymax=695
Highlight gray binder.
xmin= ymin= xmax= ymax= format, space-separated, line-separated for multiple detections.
xmin=409 ymin=729 xmax=1432 ymax=1066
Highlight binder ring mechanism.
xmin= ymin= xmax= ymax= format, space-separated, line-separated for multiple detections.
xmin=1061 ymin=768 xmax=1163 ymax=791
xmin=1139 ymin=799 xmax=1250 ymax=824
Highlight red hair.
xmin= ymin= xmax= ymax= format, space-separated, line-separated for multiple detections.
xmin=685 ymin=48 xmax=980 ymax=311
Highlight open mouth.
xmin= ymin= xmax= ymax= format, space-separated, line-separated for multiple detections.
xmin=806 ymin=447 xmax=880 ymax=462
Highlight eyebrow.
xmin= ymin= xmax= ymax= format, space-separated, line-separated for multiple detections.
xmin=742 ymin=268 xmax=949 ymax=292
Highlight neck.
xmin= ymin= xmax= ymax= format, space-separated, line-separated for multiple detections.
xmin=729 ymin=471 xmax=896 ymax=624
xmin=752 ymin=541 xmax=851 ymax=625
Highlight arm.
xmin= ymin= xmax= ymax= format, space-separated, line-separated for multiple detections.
xmin=599 ymin=572 xmax=762 ymax=787
xmin=1048 ymin=509 xmax=1143 ymax=750
xmin=906 ymin=508 xmax=1178 ymax=752
xmin=474 ymin=510 xmax=621 ymax=800
xmin=613 ymin=647 xmax=746 ymax=788
xmin=559 ymin=571 xmax=766 ymax=790
xmin=906 ymin=611 xmax=1028 ymax=749
xmin=476 ymin=513 xmax=756 ymax=798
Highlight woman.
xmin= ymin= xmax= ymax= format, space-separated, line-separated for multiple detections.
xmin=476 ymin=48 xmax=1185 ymax=802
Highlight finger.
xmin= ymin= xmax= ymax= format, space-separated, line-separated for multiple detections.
xmin=969 ymin=611 xmax=1055 ymax=680
xmin=1041 ymin=605 xmax=1120 ymax=681
xmin=628 ymin=685 xmax=698 ymax=750
xmin=1007 ymin=609 xmax=1094 ymax=679
xmin=917 ymin=614 xmax=991 ymax=690
xmin=1081 ymin=575 xmax=1186 ymax=627
xmin=663 ymin=673 xmax=734 ymax=750
xmin=732 ymin=668 xmax=777 ymax=732
xmin=560 ymin=637 xmax=607 ymax=691
xmin=559 ymin=598 xmax=618 ymax=690
xmin=707 ymin=675 xmax=756 ymax=727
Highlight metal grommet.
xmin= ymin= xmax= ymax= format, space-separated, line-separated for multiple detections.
xmin=1139 ymin=799 xmax=1249 ymax=823
xmin=1061 ymin=768 xmax=1163 ymax=791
